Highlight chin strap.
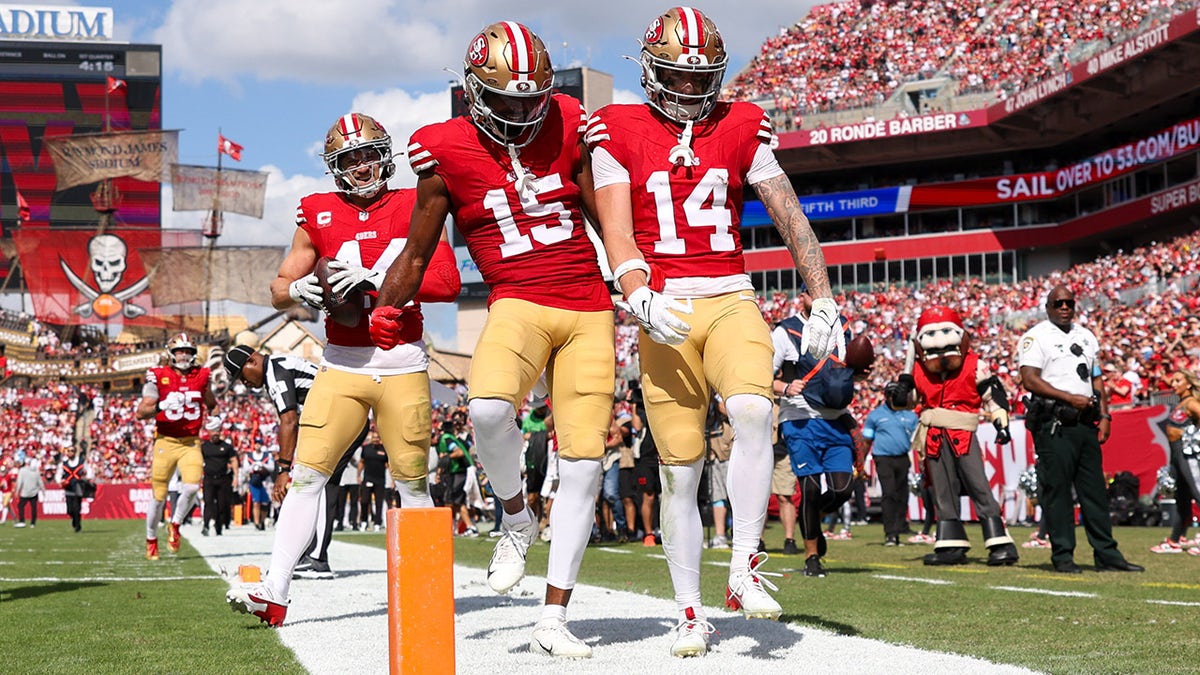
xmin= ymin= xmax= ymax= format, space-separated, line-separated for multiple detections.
xmin=668 ymin=120 xmax=699 ymax=167
xmin=506 ymin=144 xmax=536 ymax=197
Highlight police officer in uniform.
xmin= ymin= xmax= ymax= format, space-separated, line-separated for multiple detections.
xmin=1017 ymin=284 xmax=1143 ymax=574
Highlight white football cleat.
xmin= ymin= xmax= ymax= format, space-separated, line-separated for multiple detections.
xmin=487 ymin=512 xmax=536 ymax=594
xmin=725 ymin=552 xmax=782 ymax=620
xmin=530 ymin=617 xmax=593 ymax=658
xmin=671 ymin=608 xmax=715 ymax=657
xmin=226 ymin=585 xmax=288 ymax=627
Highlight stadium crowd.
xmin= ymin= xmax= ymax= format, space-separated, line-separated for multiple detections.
xmin=723 ymin=0 xmax=1195 ymax=120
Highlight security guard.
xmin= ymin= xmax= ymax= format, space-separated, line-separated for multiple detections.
xmin=1017 ymin=284 xmax=1143 ymax=574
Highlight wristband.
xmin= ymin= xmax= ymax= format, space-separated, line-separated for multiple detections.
xmin=1100 ymin=414 xmax=1112 ymax=421
xmin=611 ymin=259 xmax=651 ymax=296
xmin=276 ymin=459 xmax=293 ymax=473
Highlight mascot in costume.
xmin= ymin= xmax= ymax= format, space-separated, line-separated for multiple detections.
xmin=894 ymin=306 xmax=1019 ymax=566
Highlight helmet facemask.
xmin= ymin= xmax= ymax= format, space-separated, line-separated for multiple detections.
xmin=466 ymin=77 xmax=553 ymax=148
xmin=165 ymin=333 xmax=198 ymax=371
xmin=323 ymin=113 xmax=395 ymax=198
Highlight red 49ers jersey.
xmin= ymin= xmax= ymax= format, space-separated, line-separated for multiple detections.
xmin=146 ymin=365 xmax=211 ymax=438
xmin=407 ymin=94 xmax=610 ymax=311
xmin=297 ymin=188 xmax=423 ymax=347
xmin=586 ymin=102 xmax=774 ymax=281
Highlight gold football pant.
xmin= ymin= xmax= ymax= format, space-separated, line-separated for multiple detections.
xmin=468 ymin=298 xmax=615 ymax=460
xmin=150 ymin=435 xmax=203 ymax=501
xmin=638 ymin=291 xmax=773 ymax=465
xmin=296 ymin=367 xmax=432 ymax=481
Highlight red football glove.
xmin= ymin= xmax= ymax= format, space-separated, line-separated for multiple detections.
xmin=369 ymin=305 xmax=405 ymax=350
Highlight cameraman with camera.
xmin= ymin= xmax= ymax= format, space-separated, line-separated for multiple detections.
xmin=1017 ymin=285 xmax=1142 ymax=574
xmin=863 ymin=384 xmax=919 ymax=547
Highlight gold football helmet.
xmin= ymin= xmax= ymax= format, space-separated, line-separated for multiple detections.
xmin=323 ymin=113 xmax=395 ymax=198
xmin=165 ymin=332 xmax=198 ymax=370
xmin=464 ymin=21 xmax=555 ymax=147
xmin=639 ymin=6 xmax=727 ymax=123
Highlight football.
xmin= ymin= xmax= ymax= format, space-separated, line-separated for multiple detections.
xmin=844 ymin=334 xmax=875 ymax=373
xmin=313 ymin=256 xmax=363 ymax=328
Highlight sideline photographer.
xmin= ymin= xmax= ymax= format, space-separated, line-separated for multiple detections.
xmin=1017 ymin=285 xmax=1142 ymax=574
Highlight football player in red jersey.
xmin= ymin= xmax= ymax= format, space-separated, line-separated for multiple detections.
xmin=136 ymin=332 xmax=219 ymax=561
xmin=587 ymin=7 xmax=842 ymax=657
xmin=226 ymin=113 xmax=461 ymax=628
xmin=374 ymin=22 xmax=613 ymax=659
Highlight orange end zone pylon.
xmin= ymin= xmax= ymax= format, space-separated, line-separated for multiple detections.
xmin=387 ymin=507 xmax=455 ymax=675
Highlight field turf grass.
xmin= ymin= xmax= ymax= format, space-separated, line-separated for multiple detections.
xmin=3 ymin=518 xmax=1199 ymax=673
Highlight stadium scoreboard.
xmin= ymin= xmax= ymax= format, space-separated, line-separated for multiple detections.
xmin=0 ymin=41 xmax=159 ymax=80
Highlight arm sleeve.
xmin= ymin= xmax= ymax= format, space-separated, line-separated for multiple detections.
xmin=590 ymin=146 xmax=630 ymax=189
xmin=414 ymin=240 xmax=462 ymax=303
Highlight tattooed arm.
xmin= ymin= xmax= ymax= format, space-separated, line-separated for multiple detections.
xmin=752 ymin=174 xmax=832 ymax=299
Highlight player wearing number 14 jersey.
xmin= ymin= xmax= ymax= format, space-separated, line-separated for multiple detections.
xmin=588 ymin=6 xmax=843 ymax=658
xmin=376 ymin=22 xmax=613 ymax=659
xmin=225 ymin=113 xmax=461 ymax=628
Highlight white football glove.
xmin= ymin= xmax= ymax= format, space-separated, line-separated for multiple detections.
xmin=158 ymin=391 xmax=185 ymax=413
xmin=802 ymin=297 xmax=841 ymax=359
xmin=327 ymin=260 xmax=383 ymax=298
xmin=204 ymin=415 xmax=223 ymax=433
xmin=623 ymin=286 xmax=693 ymax=346
xmin=288 ymin=273 xmax=323 ymax=309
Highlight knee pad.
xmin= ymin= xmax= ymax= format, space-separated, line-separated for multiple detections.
xmin=290 ymin=464 xmax=330 ymax=496
xmin=469 ymin=397 xmax=517 ymax=434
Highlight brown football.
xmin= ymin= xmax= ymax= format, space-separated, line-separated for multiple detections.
xmin=844 ymin=334 xmax=875 ymax=372
xmin=313 ymin=256 xmax=363 ymax=328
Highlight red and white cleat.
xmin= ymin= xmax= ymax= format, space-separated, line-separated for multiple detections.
xmin=146 ymin=538 xmax=159 ymax=561
xmin=226 ymin=586 xmax=289 ymax=627
xmin=167 ymin=522 xmax=181 ymax=553
xmin=725 ymin=551 xmax=782 ymax=619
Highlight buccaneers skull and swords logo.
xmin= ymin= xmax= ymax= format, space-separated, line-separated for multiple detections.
xmin=59 ymin=233 xmax=149 ymax=319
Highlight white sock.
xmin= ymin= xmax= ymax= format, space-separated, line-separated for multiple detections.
xmin=468 ymin=398 xmax=525 ymax=502
xmin=540 ymin=603 xmax=568 ymax=622
xmin=171 ymin=483 xmax=200 ymax=525
xmin=395 ymin=478 xmax=434 ymax=507
xmin=725 ymin=393 xmax=775 ymax=575
xmin=146 ymin=499 xmax=164 ymax=539
xmin=264 ymin=464 xmax=329 ymax=601
xmin=659 ymin=460 xmax=704 ymax=613
xmin=545 ymin=458 xmax=602 ymax=591
xmin=503 ymin=507 xmax=532 ymax=528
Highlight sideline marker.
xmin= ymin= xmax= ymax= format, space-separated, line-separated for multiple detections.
xmin=387 ymin=507 xmax=454 ymax=674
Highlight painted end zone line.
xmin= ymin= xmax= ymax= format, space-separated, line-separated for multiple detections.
xmin=990 ymin=585 xmax=1097 ymax=598
xmin=874 ymin=574 xmax=954 ymax=585
xmin=0 ymin=575 xmax=216 ymax=582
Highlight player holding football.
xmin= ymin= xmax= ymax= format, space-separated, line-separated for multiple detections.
xmin=375 ymin=22 xmax=614 ymax=659
xmin=225 ymin=112 xmax=461 ymax=627
xmin=136 ymin=333 xmax=219 ymax=561
xmin=587 ymin=7 xmax=840 ymax=656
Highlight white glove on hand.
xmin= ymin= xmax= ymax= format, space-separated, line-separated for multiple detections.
xmin=623 ymin=286 xmax=693 ymax=346
xmin=802 ymin=297 xmax=841 ymax=359
xmin=288 ymin=273 xmax=324 ymax=309
xmin=204 ymin=415 xmax=222 ymax=433
xmin=327 ymin=260 xmax=383 ymax=298
xmin=158 ymin=391 xmax=185 ymax=413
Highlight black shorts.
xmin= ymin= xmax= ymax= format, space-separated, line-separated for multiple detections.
xmin=632 ymin=453 xmax=661 ymax=495
xmin=526 ymin=467 xmax=547 ymax=496
xmin=618 ymin=467 xmax=636 ymax=500
xmin=444 ymin=473 xmax=468 ymax=506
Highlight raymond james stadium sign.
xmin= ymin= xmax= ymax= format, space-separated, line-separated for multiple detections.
xmin=0 ymin=4 xmax=113 ymax=41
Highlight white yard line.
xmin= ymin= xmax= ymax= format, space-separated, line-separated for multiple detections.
xmin=874 ymin=574 xmax=956 ymax=585
xmin=187 ymin=522 xmax=1036 ymax=675
xmin=0 ymin=575 xmax=216 ymax=582
xmin=989 ymin=585 xmax=1098 ymax=598
xmin=1145 ymin=599 xmax=1200 ymax=607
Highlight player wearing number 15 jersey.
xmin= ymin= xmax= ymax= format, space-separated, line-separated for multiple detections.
xmin=225 ymin=112 xmax=461 ymax=628
xmin=588 ymin=6 xmax=842 ymax=658
xmin=376 ymin=22 xmax=613 ymax=659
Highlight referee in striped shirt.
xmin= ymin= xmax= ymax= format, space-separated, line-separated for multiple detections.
xmin=225 ymin=346 xmax=367 ymax=579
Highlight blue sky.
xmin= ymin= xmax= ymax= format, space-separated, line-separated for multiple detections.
xmin=8 ymin=1 xmax=821 ymax=342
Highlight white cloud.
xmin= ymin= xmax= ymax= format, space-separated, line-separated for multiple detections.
xmin=347 ymin=87 xmax=457 ymax=188
xmin=151 ymin=0 xmax=822 ymax=87
xmin=612 ymin=88 xmax=644 ymax=105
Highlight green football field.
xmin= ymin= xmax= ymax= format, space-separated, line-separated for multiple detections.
xmin=2 ymin=518 xmax=1198 ymax=674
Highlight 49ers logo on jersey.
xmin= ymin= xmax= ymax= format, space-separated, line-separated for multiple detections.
xmin=468 ymin=34 xmax=489 ymax=66
xmin=644 ymin=17 xmax=664 ymax=43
